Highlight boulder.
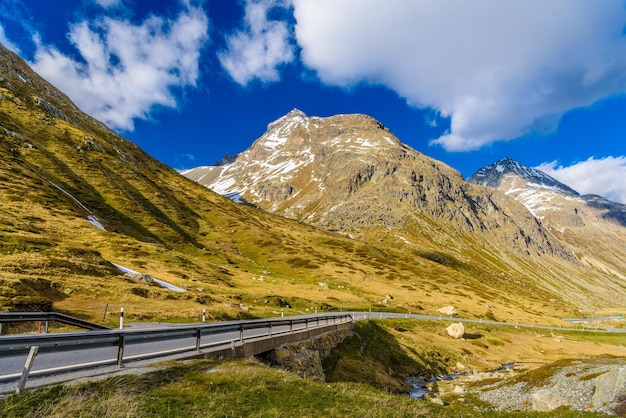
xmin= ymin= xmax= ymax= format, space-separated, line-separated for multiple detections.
xmin=437 ymin=306 xmax=457 ymax=316
xmin=593 ymin=367 xmax=626 ymax=409
xmin=429 ymin=397 xmax=444 ymax=406
xmin=124 ymin=272 xmax=155 ymax=285
xmin=446 ymin=322 xmax=465 ymax=339
xmin=531 ymin=388 xmax=567 ymax=411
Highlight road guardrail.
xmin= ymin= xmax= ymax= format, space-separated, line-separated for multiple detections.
xmin=0 ymin=312 xmax=110 ymax=332
xmin=0 ymin=313 xmax=353 ymax=388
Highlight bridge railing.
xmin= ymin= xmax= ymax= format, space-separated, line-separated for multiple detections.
xmin=0 ymin=313 xmax=353 ymax=384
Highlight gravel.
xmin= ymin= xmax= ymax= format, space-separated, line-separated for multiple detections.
xmin=473 ymin=358 xmax=626 ymax=415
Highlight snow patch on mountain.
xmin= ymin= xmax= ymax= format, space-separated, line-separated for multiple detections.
xmin=48 ymin=180 xmax=106 ymax=231
xmin=199 ymin=110 xmax=322 ymax=203
xmin=262 ymin=129 xmax=291 ymax=150
xmin=209 ymin=169 xmax=239 ymax=195
xmin=469 ymin=158 xmax=585 ymax=219
xmin=264 ymin=109 xmax=309 ymax=145
xmin=112 ymin=264 xmax=186 ymax=293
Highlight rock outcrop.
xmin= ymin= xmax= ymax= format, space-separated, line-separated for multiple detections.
xmin=186 ymin=110 xmax=574 ymax=262
xmin=593 ymin=367 xmax=626 ymax=411
xmin=268 ymin=329 xmax=352 ymax=381
xmin=476 ymin=358 xmax=626 ymax=415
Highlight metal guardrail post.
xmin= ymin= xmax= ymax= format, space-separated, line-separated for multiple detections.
xmin=268 ymin=322 xmax=272 ymax=336
xmin=16 ymin=346 xmax=38 ymax=393
xmin=117 ymin=335 xmax=125 ymax=367
xmin=239 ymin=324 xmax=243 ymax=342
xmin=44 ymin=321 xmax=49 ymax=333
xmin=195 ymin=329 xmax=202 ymax=352
xmin=289 ymin=320 xmax=293 ymax=333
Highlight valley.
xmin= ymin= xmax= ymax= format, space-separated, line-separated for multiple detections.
xmin=1 ymin=41 xmax=626 ymax=415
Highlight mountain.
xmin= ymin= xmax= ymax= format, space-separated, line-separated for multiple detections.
xmin=4 ymin=43 xmax=487 ymax=323
xmin=469 ymin=158 xmax=626 ymax=283
xmin=469 ymin=157 xmax=579 ymax=198
xmin=184 ymin=110 xmax=626 ymax=310
xmin=185 ymin=110 xmax=568 ymax=256
xmin=2 ymin=40 xmax=624 ymax=324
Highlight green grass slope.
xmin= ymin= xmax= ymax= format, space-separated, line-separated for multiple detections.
xmin=0 ymin=43 xmax=616 ymax=326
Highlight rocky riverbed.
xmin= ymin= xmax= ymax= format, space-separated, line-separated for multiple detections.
xmin=419 ymin=357 xmax=626 ymax=415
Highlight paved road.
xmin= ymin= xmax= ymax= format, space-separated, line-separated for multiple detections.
xmin=0 ymin=314 xmax=344 ymax=393
xmin=357 ymin=311 xmax=626 ymax=332
xmin=0 ymin=312 xmax=622 ymax=394
xmin=0 ymin=321 xmax=318 ymax=379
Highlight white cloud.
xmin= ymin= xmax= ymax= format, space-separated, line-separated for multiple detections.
xmin=292 ymin=0 xmax=626 ymax=151
xmin=0 ymin=24 xmax=21 ymax=54
xmin=30 ymin=4 xmax=208 ymax=131
xmin=219 ymin=0 xmax=294 ymax=86
xmin=536 ymin=157 xmax=626 ymax=204
xmin=93 ymin=0 xmax=122 ymax=8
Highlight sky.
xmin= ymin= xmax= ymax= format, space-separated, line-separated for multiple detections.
xmin=1 ymin=0 xmax=625 ymax=203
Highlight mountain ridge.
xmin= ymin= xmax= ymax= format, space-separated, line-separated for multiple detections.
xmin=468 ymin=157 xmax=626 ymax=226
xmin=187 ymin=110 xmax=573 ymax=259
xmin=468 ymin=157 xmax=626 ymax=283
xmin=185 ymin=110 xmax=626 ymax=310
xmin=469 ymin=157 xmax=579 ymax=197
xmin=1 ymin=42 xmax=624 ymax=324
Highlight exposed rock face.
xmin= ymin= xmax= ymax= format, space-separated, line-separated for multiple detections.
xmin=214 ymin=152 xmax=238 ymax=166
xmin=469 ymin=158 xmax=626 ymax=306
xmin=269 ymin=329 xmax=352 ymax=381
xmin=593 ymin=367 xmax=626 ymax=410
xmin=477 ymin=358 xmax=626 ymax=415
xmin=186 ymin=110 xmax=574 ymax=262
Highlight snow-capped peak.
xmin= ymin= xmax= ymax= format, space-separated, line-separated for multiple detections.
xmin=469 ymin=158 xmax=579 ymax=197
xmin=266 ymin=108 xmax=308 ymax=132
xmin=260 ymin=109 xmax=309 ymax=150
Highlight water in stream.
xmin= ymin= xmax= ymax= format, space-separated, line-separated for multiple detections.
xmin=407 ymin=363 xmax=514 ymax=399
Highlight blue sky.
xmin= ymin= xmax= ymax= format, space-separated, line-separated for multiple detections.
xmin=1 ymin=0 xmax=625 ymax=203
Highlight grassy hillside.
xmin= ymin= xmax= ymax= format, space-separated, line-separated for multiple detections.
xmin=0 ymin=43 xmax=620 ymax=327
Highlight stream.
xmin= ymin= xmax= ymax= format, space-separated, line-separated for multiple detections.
xmin=407 ymin=363 xmax=514 ymax=399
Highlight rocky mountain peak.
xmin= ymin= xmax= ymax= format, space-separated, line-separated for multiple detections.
xmin=184 ymin=111 xmax=580 ymax=262
xmin=265 ymin=108 xmax=309 ymax=136
xmin=469 ymin=158 xmax=579 ymax=197
xmin=469 ymin=158 xmax=626 ymax=286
